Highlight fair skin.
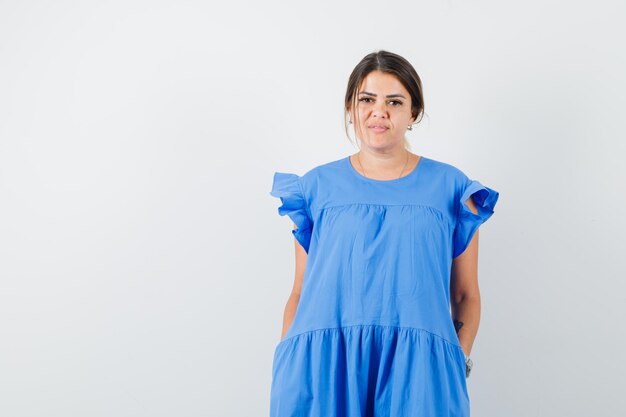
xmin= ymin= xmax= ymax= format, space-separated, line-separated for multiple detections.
xmin=280 ymin=70 xmax=481 ymax=359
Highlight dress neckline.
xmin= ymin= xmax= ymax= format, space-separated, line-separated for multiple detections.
xmin=345 ymin=154 xmax=427 ymax=184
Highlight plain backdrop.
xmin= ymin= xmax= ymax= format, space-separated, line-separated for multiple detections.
xmin=1 ymin=0 xmax=625 ymax=416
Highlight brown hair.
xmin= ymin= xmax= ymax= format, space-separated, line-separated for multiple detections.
xmin=344 ymin=50 xmax=426 ymax=150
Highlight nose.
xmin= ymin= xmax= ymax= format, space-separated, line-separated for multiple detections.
xmin=372 ymin=101 xmax=388 ymax=118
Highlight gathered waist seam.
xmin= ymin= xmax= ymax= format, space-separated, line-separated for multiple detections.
xmin=277 ymin=323 xmax=462 ymax=350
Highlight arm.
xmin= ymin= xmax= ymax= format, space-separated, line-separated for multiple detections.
xmin=280 ymin=222 xmax=308 ymax=340
xmin=450 ymin=195 xmax=482 ymax=358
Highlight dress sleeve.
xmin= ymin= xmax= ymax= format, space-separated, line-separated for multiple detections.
xmin=452 ymin=178 xmax=499 ymax=259
xmin=269 ymin=172 xmax=313 ymax=253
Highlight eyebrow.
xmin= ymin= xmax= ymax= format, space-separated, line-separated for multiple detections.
xmin=358 ymin=91 xmax=407 ymax=99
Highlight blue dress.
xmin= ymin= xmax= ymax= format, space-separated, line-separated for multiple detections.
xmin=269 ymin=154 xmax=499 ymax=416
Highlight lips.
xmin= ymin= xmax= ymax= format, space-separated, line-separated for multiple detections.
xmin=369 ymin=125 xmax=388 ymax=132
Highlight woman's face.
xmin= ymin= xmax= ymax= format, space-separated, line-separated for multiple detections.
xmin=349 ymin=70 xmax=415 ymax=151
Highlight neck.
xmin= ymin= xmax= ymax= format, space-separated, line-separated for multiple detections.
xmin=354 ymin=149 xmax=414 ymax=179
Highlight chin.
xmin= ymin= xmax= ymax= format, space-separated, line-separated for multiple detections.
xmin=362 ymin=140 xmax=399 ymax=151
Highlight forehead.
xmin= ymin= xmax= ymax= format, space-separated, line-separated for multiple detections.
xmin=358 ymin=71 xmax=408 ymax=94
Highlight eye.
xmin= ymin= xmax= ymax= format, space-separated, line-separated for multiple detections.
xmin=358 ymin=97 xmax=403 ymax=106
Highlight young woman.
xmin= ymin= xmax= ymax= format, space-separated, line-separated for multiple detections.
xmin=269 ymin=50 xmax=499 ymax=416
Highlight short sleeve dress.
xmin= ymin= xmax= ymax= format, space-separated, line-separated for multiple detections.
xmin=268 ymin=155 xmax=499 ymax=417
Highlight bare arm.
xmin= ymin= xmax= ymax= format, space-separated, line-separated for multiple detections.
xmin=279 ymin=222 xmax=308 ymax=341
xmin=450 ymin=195 xmax=482 ymax=357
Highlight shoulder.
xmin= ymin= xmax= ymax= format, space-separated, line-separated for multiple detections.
xmin=421 ymin=155 xmax=471 ymax=190
xmin=272 ymin=157 xmax=346 ymax=205
xmin=299 ymin=156 xmax=347 ymax=185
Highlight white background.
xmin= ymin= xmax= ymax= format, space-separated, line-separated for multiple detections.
xmin=1 ymin=1 xmax=625 ymax=416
